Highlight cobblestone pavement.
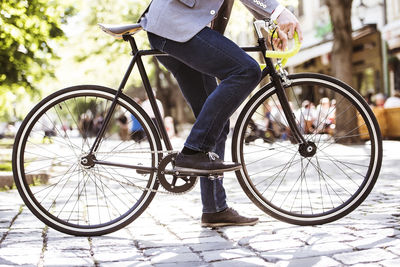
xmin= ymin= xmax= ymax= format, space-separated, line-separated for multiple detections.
xmin=1 ymin=140 xmax=399 ymax=266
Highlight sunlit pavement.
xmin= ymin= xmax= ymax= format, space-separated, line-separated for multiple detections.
xmin=1 ymin=139 xmax=400 ymax=267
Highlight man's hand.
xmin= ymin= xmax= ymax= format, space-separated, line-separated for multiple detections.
xmin=273 ymin=9 xmax=303 ymax=51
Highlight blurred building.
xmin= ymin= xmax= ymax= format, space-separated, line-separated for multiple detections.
xmin=286 ymin=0 xmax=400 ymax=98
xmin=382 ymin=0 xmax=400 ymax=96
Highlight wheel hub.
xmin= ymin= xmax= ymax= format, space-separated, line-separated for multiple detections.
xmin=80 ymin=154 xmax=96 ymax=168
xmin=299 ymin=142 xmax=317 ymax=157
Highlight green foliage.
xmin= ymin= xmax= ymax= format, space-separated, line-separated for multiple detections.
xmin=74 ymin=0 xmax=149 ymax=64
xmin=0 ymin=162 xmax=12 ymax=172
xmin=315 ymin=21 xmax=333 ymax=40
xmin=0 ymin=0 xmax=75 ymax=120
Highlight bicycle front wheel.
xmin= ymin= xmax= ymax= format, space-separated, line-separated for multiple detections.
xmin=232 ymin=73 xmax=382 ymax=225
xmin=12 ymin=85 xmax=161 ymax=236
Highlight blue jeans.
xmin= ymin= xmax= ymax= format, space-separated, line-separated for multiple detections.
xmin=148 ymin=27 xmax=261 ymax=213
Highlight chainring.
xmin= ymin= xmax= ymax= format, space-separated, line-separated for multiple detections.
xmin=157 ymin=153 xmax=198 ymax=194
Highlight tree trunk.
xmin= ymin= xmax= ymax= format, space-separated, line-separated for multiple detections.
xmin=326 ymin=0 xmax=358 ymax=143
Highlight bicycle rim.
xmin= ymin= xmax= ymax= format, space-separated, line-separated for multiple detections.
xmin=12 ymin=85 xmax=161 ymax=235
xmin=232 ymin=73 xmax=382 ymax=225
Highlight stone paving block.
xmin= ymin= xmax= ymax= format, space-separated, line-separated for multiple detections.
xmin=173 ymin=228 xmax=220 ymax=240
xmin=302 ymin=232 xmax=358 ymax=245
xmin=0 ymin=249 xmax=41 ymax=265
xmin=130 ymin=228 xmax=171 ymax=238
xmin=238 ymin=230 xmax=308 ymax=246
xmin=201 ymin=248 xmax=255 ymax=262
xmin=46 ymin=228 xmax=71 ymax=238
xmin=190 ymin=241 xmax=236 ymax=252
xmin=387 ymin=245 xmax=400 ymax=256
xmin=0 ymin=242 xmax=42 ymax=255
xmin=10 ymin=215 xmax=46 ymax=229
xmin=352 ymin=227 xmax=400 ymax=238
xmin=350 ymin=263 xmax=382 ymax=267
xmin=380 ymin=258 xmax=400 ymax=266
xmin=333 ymin=248 xmax=397 ymax=265
xmin=299 ymin=225 xmax=355 ymax=236
xmin=181 ymin=235 xmax=227 ymax=245
xmin=275 ymin=255 xmax=340 ymax=267
xmin=1 ymin=229 xmax=43 ymax=245
xmin=131 ymin=232 xmax=178 ymax=242
xmin=91 ymin=236 xmax=135 ymax=248
xmin=0 ymin=210 xmax=18 ymax=224
xmin=260 ymin=241 xmax=353 ymax=263
xmin=98 ymin=261 xmax=152 ymax=267
xmin=211 ymin=257 xmax=273 ymax=267
xmin=153 ymin=262 xmax=208 ymax=267
xmin=260 ymin=248 xmax=301 ymax=262
xmin=166 ymin=222 xmax=206 ymax=234
xmin=143 ymin=246 xmax=192 ymax=257
xmin=92 ymin=246 xmax=144 ymax=263
xmin=137 ymin=239 xmax=184 ymax=250
xmin=43 ymin=256 xmax=94 ymax=266
xmin=45 ymin=250 xmax=92 ymax=259
xmin=222 ymin=228 xmax=274 ymax=243
xmin=149 ymin=251 xmax=201 ymax=264
xmin=348 ymin=236 xmax=400 ymax=250
xmin=46 ymin=236 xmax=91 ymax=251
xmin=249 ymin=239 xmax=304 ymax=252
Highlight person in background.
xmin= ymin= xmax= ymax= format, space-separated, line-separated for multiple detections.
xmin=131 ymin=97 xmax=146 ymax=142
xmin=373 ymin=93 xmax=386 ymax=107
xmin=384 ymin=89 xmax=400 ymax=108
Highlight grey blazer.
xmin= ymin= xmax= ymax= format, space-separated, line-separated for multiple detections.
xmin=140 ymin=0 xmax=280 ymax=42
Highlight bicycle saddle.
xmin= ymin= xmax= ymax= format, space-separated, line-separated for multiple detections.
xmin=98 ymin=23 xmax=143 ymax=39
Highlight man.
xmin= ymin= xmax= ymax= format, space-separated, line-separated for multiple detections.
xmin=140 ymin=0 xmax=302 ymax=227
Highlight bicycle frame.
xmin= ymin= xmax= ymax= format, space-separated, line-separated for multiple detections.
xmin=88 ymin=31 xmax=306 ymax=170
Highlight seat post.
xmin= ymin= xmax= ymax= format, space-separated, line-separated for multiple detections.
xmin=123 ymin=34 xmax=139 ymax=54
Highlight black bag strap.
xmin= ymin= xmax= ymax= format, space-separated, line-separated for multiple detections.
xmin=137 ymin=1 xmax=153 ymax=23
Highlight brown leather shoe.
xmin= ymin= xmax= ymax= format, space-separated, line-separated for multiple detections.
xmin=174 ymin=152 xmax=242 ymax=175
xmin=201 ymin=207 xmax=259 ymax=227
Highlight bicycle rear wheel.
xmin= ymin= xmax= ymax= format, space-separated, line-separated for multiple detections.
xmin=12 ymin=85 xmax=161 ymax=236
xmin=232 ymin=73 xmax=382 ymax=225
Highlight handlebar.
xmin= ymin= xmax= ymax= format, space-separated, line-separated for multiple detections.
xmin=253 ymin=19 xmax=301 ymax=69
xmin=265 ymin=31 xmax=301 ymax=59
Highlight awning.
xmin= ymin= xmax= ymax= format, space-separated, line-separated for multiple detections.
xmin=286 ymin=41 xmax=333 ymax=67
xmin=382 ymin=20 xmax=400 ymax=50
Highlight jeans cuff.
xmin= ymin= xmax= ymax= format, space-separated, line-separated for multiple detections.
xmin=202 ymin=204 xmax=228 ymax=214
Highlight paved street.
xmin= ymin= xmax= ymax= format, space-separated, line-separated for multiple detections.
xmin=1 ymin=139 xmax=400 ymax=266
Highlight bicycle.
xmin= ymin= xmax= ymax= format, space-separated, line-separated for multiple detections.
xmin=12 ymin=19 xmax=382 ymax=236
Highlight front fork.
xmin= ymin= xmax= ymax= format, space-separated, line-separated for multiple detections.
xmin=258 ymin=40 xmax=306 ymax=145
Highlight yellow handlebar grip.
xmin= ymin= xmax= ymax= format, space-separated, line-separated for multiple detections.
xmin=265 ymin=31 xmax=301 ymax=59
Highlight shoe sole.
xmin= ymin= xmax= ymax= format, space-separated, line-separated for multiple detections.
xmin=174 ymin=165 xmax=242 ymax=176
xmin=201 ymin=220 xmax=259 ymax=228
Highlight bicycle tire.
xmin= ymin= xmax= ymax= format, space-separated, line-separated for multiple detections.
xmin=12 ymin=85 xmax=162 ymax=236
xmin=232 ymin=73 xmax=382 ymax=225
